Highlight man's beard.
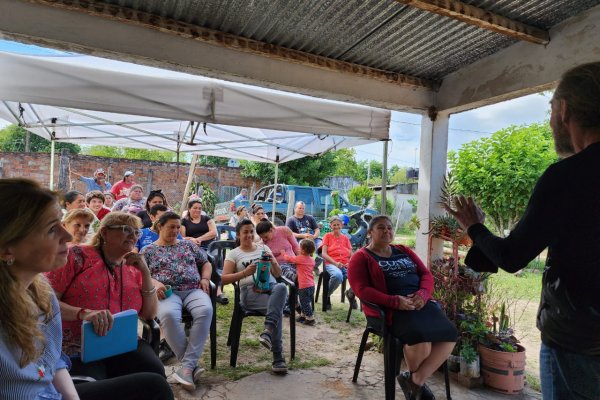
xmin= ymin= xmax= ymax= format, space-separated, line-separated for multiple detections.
xmin=552 ymin=121 xmax=575 ymax=158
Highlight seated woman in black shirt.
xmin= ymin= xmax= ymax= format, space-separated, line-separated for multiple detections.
xmin=348 ymin=215 xmax=457 ymax=400
xmin=180 ymin=199 xmax=217 ymax=250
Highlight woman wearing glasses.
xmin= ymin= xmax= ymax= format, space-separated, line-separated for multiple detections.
xmin=45 ymin=212 xmax=167 ymax=383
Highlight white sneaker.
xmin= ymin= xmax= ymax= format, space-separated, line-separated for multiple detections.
xmin=173 ymin=367 xmax=195 ymax=391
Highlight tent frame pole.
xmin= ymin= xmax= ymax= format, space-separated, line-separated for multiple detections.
xmin=49 ymin=139 xmax=56 ymax=190
xmin=272 ymin=153 xmax=280 ymax=222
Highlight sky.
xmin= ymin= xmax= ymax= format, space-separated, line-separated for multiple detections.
xmin=0 ymin=40 xmax=553 ymax=168
xmin=356 ymin=92 xmax=552 ymax=168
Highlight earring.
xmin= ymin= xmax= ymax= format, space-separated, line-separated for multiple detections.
xmin=5 ymin=258 xmax=14 ymax=266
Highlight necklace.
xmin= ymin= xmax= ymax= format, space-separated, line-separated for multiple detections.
xmin=99 ymin=246 xmax=125 ymax=312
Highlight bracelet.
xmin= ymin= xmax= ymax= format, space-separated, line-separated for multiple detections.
xmin=201 ymin=278 xmax=210 ymax=282
xmin=141 ymin=286 xmax=157 ymax=297
xmin=76 ymin=308 xmax=88 ymax=321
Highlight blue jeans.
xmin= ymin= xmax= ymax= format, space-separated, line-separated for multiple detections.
xmin=540 ymin=342 xmax=600 ymax=399
xmin=298 ymin=286 xmax=315 ymax=318
xmin=325 ymin=264 xmax=347 ymax=295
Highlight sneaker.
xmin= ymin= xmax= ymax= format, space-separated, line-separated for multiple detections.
xmin=192 ymin=366 xmax=205 ymax=383
xmin=272 ymin=358 xmax=288 ymax=374
xmin=346 ymin=288 xmax=358 ymax=310
xmin=303 ymin=318 xmax=316 ymax=326
xmin=173 ymin=367 xmax=195 ymax=391
xmin=296 ymin=315 xmax=306 ymax=323
xmin=420 ymin=383 xmax=435 ymax=400
xmin=216 ymin=294 xmax=229 ymax=305
xmin=259 ymin=328 xmax=273 ymax=350
xmin=397 ymin=371 xmax=423 ymax=400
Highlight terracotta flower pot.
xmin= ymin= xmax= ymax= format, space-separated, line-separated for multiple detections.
xmin=478 ymin=344 xmax=526 ymax=395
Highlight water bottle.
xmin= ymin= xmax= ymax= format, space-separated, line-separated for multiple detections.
xmin=253 ymin=251 xmax=271 ymax=293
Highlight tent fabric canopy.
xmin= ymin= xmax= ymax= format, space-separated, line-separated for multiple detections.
xmin=0 ymin=101 xmax=377 ymax=163
xmin=0 ymin=50 xmax=390 ymax=163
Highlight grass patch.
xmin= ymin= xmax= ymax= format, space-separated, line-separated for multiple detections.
xmin=526 ymin=374 xmax=541 ymax=392
xmin=488 ymin=270 xmax=542 ymax=302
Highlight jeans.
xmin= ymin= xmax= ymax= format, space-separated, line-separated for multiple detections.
xmin=325 ymin=264 xmax=347 ymax=295
xmin=241 ymin=283 xmax=287 ymax=354
xmin=540 ymin=342 xmax=600 ymax=399
xmin=157 ymin=289 xmax=213 ymax=370
xmin=298 ymin=286 xmax=315 ymax=317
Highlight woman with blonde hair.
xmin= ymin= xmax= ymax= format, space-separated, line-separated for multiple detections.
xmin=45 ymin=212 xmax=171 ymax=395
xmin=0 ymin=179 xmax=173 ymax=400
xmin=62 ymin=208 xmax=95 ymax=245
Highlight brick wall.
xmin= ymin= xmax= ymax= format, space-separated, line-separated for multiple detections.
xmin=0 ymin=151 xmax=261 ymax=207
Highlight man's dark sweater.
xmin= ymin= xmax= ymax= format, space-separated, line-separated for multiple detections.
xmin=465 ymin=141 xmax=600 ymax=355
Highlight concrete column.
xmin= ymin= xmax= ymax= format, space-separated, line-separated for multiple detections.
xmin=415 ymin=111 xmax=450 ymax=265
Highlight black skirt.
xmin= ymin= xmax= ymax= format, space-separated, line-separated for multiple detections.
xmin=390 ymin=301 xmax=458 ymax=345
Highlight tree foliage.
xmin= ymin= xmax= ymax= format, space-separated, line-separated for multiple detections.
xmin=198 ymin=156 xmax=230 ymax=167
xmin=0 ymin=125 xmax=80 ymax=153
xmin=84 ymin=145 xmax=178 ymax=162
xmin=347 ymin=185 xmax=373 ymax=207
xmin=240 ymin=151 xmax=338 ymax=186
xmin=448 ymin=122 xmax=557 ymax=235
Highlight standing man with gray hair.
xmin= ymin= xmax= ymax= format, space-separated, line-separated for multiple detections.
xmin=446 ymin=62 xmax=600 ymax=400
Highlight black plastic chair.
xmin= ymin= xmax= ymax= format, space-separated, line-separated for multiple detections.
xmin=352 ymin=300 xmax=452 ymax=400
xmin=216 ymin=224 xmax=236 ymax=240
xmin=314 ymin=247 xmax=347 ymax=311
xmin=140 ymin=318 xmax=161 ymax=355
xmin=207 ymin=240 xmax=236 ymax=300
xmin=227 ymin=275 xmax=297 ymax=367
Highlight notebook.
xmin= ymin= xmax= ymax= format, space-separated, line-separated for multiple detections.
xmin=81 ymin=309 xmax=138 ymax=363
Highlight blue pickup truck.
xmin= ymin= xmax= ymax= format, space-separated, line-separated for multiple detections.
xmin=214 ymin=184 xmax=375 ymax=225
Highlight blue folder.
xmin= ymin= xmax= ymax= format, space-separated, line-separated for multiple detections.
xmin=81 ymin=309 xmax=138 ymax=363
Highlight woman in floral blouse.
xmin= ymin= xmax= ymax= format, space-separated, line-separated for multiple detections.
xmin=142 ymin=211 xmax=213 ymax=392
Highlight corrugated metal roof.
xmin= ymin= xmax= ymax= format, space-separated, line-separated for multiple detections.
xmin=101 ymin=0 xmax=600 ymax=82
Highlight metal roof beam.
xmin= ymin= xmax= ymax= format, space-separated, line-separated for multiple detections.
xmin=26 ymin=0 xmax=438 ymax=90
xmin=395 ymin=0 xmax=550 ymax=45
xmin=436 ymin=4 xmax=600 ymax=113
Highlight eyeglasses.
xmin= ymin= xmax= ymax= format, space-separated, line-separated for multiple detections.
xmin=106 ymin=225 xmax=143 ymax=237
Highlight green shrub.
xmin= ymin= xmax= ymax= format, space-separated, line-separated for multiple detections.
xmin=348 ymin=185 xmax=373 ymax=207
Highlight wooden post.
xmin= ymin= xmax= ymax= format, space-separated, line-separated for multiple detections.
xmin=180 ymin=154 xmax=198 ymax=215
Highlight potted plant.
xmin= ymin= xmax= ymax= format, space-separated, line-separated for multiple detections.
xmin=459 ymin=343 xmax=480 ymax=378
xmin=478 ymin=302 xmax=526 ymax=395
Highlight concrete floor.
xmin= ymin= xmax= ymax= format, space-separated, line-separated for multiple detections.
xmin=166 ymin=348 xmax=542 ymax=400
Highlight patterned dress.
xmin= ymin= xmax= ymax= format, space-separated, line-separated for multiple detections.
xmin=141 ymin=240 xmax=208 ymax=290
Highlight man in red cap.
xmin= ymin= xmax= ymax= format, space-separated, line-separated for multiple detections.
xmin=70 ymin=167 xmax=112 ymax=193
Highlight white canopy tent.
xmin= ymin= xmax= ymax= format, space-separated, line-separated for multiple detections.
xmin=0 ymin=50 xmax=392 ymax=214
